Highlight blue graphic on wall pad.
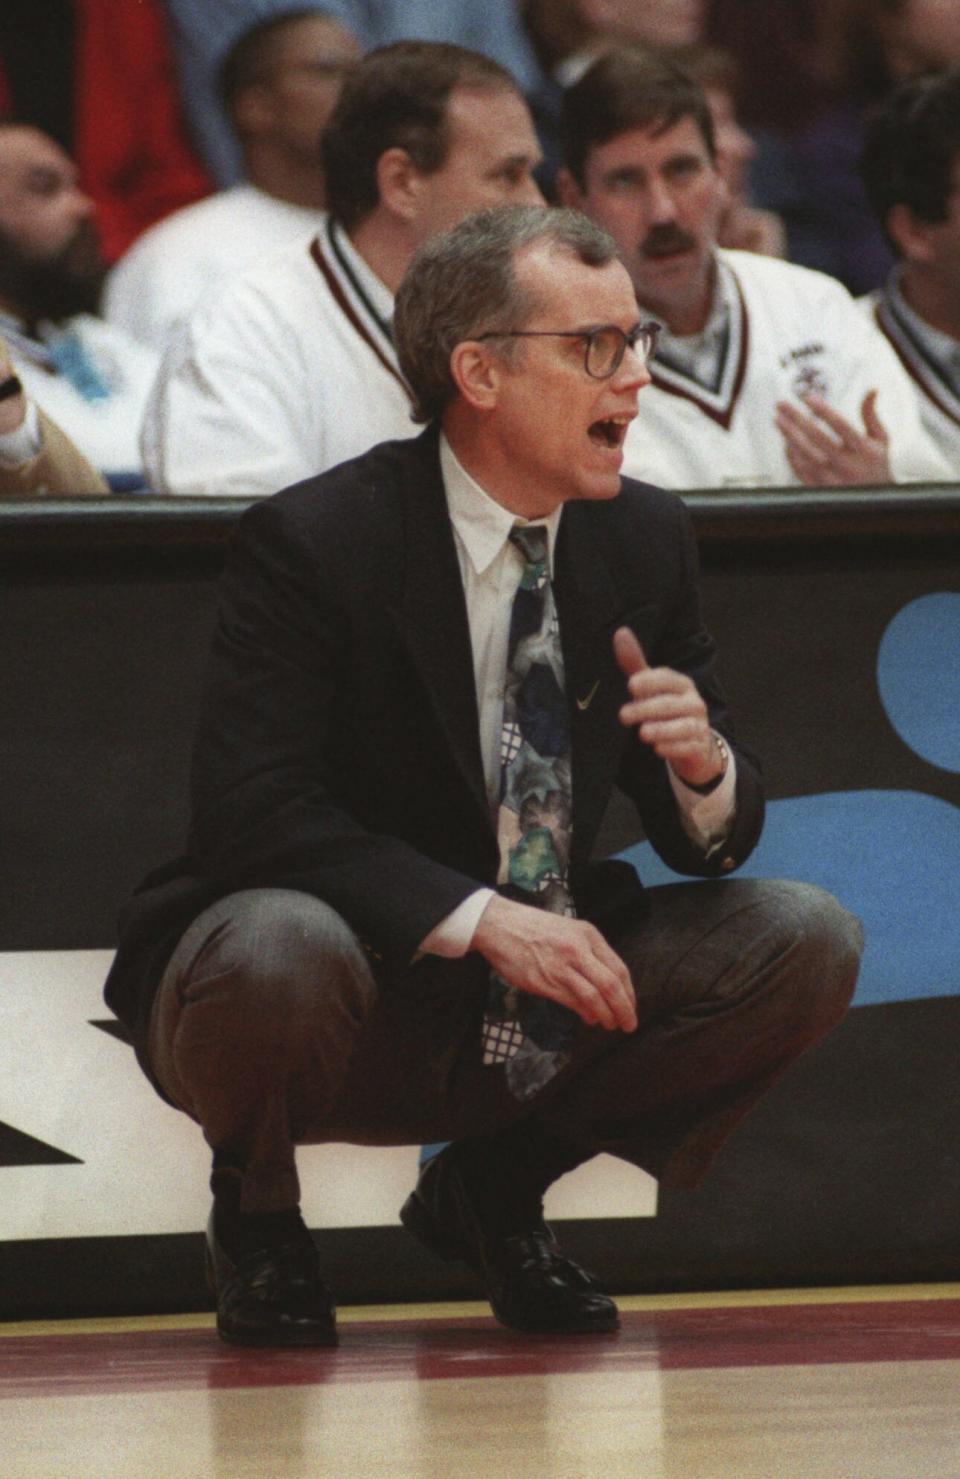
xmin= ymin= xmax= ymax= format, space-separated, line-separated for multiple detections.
xmin=877 ymin=592 xmax=960 ymax=773
xmin=620 ymin=593 xmax=960 ymax=1009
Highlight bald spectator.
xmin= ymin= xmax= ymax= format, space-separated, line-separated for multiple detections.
xmin=0 ymin=122 xmax=157 ymax=489
xmin=142 ymin=42 xmax=543 ymax=497
xmin=556 ymin=48 xmax=950 ymax=490
xmin=106 ymin=9 xmax=361 ymax=354
xmin=860 ymin=69 xmax=960 ymax=473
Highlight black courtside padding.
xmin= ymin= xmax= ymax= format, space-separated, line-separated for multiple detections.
xmin=2 ymin=488 xmax=958 ymax=1319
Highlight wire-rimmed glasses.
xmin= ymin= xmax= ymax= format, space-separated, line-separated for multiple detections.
xmin=475 ymin=321 xmax=661 ymax=379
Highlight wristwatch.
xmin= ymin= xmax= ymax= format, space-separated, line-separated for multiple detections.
xmin=681 ymin=730 xmax=730 ymax=795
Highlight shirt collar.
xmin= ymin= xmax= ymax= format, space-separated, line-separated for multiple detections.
xmin=642 ymin=253 xmax=734 ymax=394
xmin=328 ymin=216 xmax=395 ymax=325
xmin=652 ymin=252 xmax=732 ymax=357
xmin=439 ymin=432 xmax=563 ymax=577
xmin=888 ymin=266 xmax=960 ymax=382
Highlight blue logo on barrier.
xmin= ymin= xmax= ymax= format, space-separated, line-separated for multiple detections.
xmin=877 ymin=592 xmax=960 ymax=773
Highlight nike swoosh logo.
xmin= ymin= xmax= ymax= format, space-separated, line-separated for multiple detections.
xmin=576 ymin=680 xmax=600 ymax=711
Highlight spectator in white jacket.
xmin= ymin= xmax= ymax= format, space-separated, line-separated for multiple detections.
xmin=105 ymin=8 xmax=361 ymax=354
xmin=556 ymin=48 xmax=950 ymax=489
xmin=140 ymin=41 xmax=543 ymax=497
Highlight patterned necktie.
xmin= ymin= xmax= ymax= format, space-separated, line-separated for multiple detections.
xmin=481 ymin=524 xmax=577 ymax=1101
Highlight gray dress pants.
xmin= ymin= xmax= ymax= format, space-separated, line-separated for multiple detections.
xmin=147 ymin=879 xmax=863 ymax=1213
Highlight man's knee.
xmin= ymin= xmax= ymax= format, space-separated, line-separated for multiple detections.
xmin=752 ymin=879 xmax=863 ymax=1025
xmin=219 ymin=887 xmax=366 ymax=975
xmin=172 ymin=888 xmax=377 ymax=1061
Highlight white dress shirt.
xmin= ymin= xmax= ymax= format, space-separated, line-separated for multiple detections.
xmin=420 ymin=435 xmax=737 ymax=959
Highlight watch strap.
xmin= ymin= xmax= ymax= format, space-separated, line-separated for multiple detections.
xmin=679 ymin=730 xmax=730 ymax=796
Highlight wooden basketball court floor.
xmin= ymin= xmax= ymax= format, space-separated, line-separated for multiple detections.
xmin=5 ymin=1283 xmax=960 ymax=1477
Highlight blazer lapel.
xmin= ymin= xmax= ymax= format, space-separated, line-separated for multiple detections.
xmin=386 ymin=432 xmax=491 ymax=835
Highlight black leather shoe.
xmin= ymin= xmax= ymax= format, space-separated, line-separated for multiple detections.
xmin=205 ymin=1206 xmax=338 ymax=1347
xmin=400 ymin=1147 xmax=619 ymax=1334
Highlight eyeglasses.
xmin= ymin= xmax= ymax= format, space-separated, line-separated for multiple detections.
xmin=475 ymin=321 xmax=661 ymax=379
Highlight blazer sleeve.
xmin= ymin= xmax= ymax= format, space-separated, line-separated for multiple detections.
xmin=187 ymin=495 xmax=483 ymax=967
xmin=615 ymin=493 xmax=765 ymax=877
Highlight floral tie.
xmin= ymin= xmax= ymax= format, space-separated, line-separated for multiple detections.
xmin=481 ymin=524 xmax=577 ymax=1101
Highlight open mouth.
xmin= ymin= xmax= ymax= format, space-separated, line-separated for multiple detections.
xmin=588 ymin=415 xmax=632 ymax=450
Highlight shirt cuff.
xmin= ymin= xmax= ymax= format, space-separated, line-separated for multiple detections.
xmin=419 ymin=887 xmax=497 ymax=959
xmin=669 ymin=752 xmax=738 ymax=854
xmin=0 ymin=398 xmax=42 ymax=465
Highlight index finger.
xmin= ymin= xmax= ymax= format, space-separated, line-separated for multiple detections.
xmin=800 ymin=394 xmax=861 ymax=450
xmin=585 ymin=932 xmax=637 ymax=1033
xmin=613 ymin=625 xmax=648 ymax=679
xmin=859 ymin=388 xmax=887 ymax=443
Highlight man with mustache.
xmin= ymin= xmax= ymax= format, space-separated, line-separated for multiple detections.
xmin=0 ymin=122 xmax=157 ymax=489
xmin=557 ymin=48 xmax=950 ymax=489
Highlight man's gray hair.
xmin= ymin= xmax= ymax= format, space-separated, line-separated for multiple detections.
xmin=394 ymin=205 xmax=618 ymax=425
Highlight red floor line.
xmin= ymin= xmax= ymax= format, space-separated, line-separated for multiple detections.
xmin=4 ymin=1300 xmax=960 ymax=1400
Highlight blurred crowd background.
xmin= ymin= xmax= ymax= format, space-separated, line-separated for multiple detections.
xmin=5 ymin=0 xmax=955 ymax=286
xmin=1 ymin=0 xmax=958 ymax=494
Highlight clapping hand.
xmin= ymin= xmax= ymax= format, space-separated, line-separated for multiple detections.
xmin=775 ymin=390 xmax=891 ymax=487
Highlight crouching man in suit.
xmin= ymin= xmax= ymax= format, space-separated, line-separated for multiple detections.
xmin=104 ymin=204 xmax=863 ymax=1346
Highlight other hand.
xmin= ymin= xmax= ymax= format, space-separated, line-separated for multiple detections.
xmin=774 ymin=390 xmax=890 ymax=486
xmin=472 ymin=894 xmax=637 ymax=1033
xmin=613 ymin=625 xmax=722 ymax=788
